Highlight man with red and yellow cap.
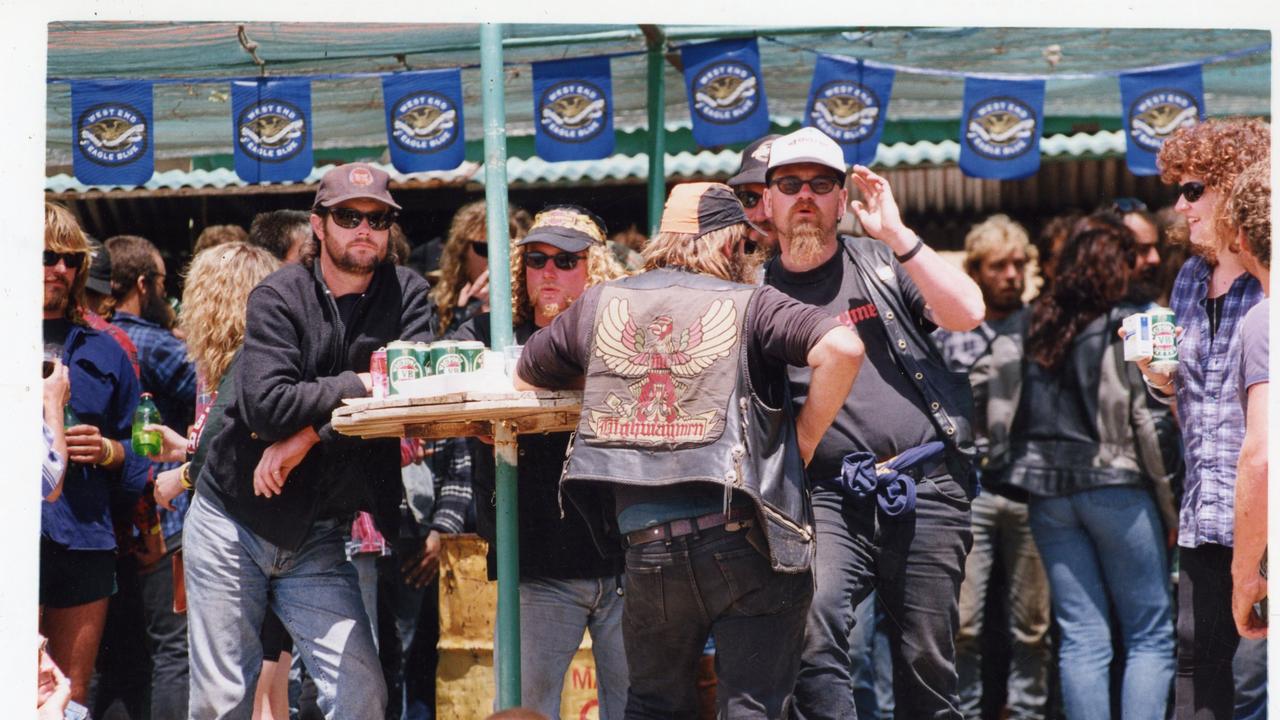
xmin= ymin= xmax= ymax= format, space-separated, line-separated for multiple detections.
xmin=514 ymin=182 xmax=865 ymax=719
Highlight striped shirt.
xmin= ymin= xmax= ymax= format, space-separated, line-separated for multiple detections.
xmin=1169 ymin=256 xmax=1263 ymax=548
xmin=42 ymin=422 xmax=66 ymax=500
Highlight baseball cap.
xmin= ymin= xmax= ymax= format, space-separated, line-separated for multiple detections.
xmin=767 ymin=127 xmax=846 ymax=178
xmin=517 ymin=206 xmax=606 ymax=253
xmin=313 ymin=163 xmax=401 ymax=211
xmin=728 ymin=134 xmax=781 ymax=187
xmin=85 ymin=238 xmax=112 ymax=295
xmin=659 ymin=182 xmax=762 ymax=238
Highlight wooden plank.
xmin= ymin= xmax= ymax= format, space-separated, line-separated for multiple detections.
xmin=331 ymin=390 xmax=582 ymax=440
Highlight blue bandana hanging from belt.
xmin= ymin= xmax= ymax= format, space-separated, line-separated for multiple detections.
xmin=820 ymin=441 xmax=948 ymax=517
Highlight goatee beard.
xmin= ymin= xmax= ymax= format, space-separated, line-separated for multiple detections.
xmin=788 ymin=225 xmax=827 ymax=265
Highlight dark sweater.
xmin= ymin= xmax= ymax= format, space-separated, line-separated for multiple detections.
xmin=198 ymin=260 xmax=434 ymax=550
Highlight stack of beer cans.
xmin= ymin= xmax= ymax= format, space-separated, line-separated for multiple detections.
xmin=370 ymin=340 xmax=486 ymax=398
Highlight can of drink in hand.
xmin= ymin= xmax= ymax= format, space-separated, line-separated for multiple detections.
xmin=385 ymin=341 xmax=424 ymax=395
xmin=431 ymin=340 xmax=465 ymax=375
xmin=369 ymin=347 xmax=389 ymax=399
xmin=1148 ymin=308 xmax=1179 ymax=375
xmin=457 ymin=341 xmax=485 ymax=372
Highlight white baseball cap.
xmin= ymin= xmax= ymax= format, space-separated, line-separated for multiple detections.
xmin=767 ymin=127 xmax=846 ymax=178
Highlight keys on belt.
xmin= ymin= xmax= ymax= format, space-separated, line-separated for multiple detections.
xmin=625 ymin=506 xmax=756 ymax=547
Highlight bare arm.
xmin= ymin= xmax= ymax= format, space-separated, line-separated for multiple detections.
xmin=1232 ymin=381 xmax=1268 ymax=639
xmin=795 ymin=326 xmax=864 ymax=465
xmin=848 ymin=165 xmax=984 ymax=331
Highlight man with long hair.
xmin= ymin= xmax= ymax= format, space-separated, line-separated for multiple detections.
xmin=429 ymin=199 xmax=533 ymax=336
xmin=1135 ymin=118 xmax=1270 ymax=720
xmin=514 ymin=182 xmax=864 ymax=718
xmin=761 ymin=127 xmax=986 ymax=720
xmin=182 ymin=163 xmax=434 ymax=718
xmin=453 ymin=205 xmax=630 ymax=718
xmin=40 ymin=202 xmax=150 ymax=708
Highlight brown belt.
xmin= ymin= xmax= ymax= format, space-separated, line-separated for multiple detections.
xmin=625 ymin=505 xmax=756 ymax=547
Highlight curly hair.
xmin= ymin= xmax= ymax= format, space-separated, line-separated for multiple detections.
xmin=1229 ymin=159 xmax=1271 ymax=270
xmin=1026 ymin=212 xmax=1137 ymax=371
xmin=1157 ymin=118 xmax=1271 ymax=247
xmin=430 ymin=200 xmax=533 ymax=335
xmin=45 ymin=202 xmax=91 ymax=326
xmin=963 ymin=214 xmax=1037 ymax=276
xmin=643 ymin=224 xmax=755 ymax=282
xmin=510 ymin=241 xmax=627 ymax=327
xmin=179 ymin=242 xmax=280 ymax=389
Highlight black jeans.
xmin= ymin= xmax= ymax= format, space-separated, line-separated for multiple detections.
xmin=1175 ymin=543 xmax=1243 ymax=720
xmin=622 ymin=522 xmax=814 ymax=719
xmin=138 ymin=542 xmax=190 ymax=720
xmin=794 ymin=473 xmax=973 ymax=720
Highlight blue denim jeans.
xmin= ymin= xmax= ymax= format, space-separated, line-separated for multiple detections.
xmin=183 ymin=492 xmax=386 ymax=719
xmin=493 ymin=576 xmax=629 ymax=719
xmin=794 ymin=474 xmax=973 ymax=720
xmin=955 ymin=492 xmax=1051 ymax=720
xmin=1029 ymin=486 xmax=1174 ymax=720
xmin=622 ymin=523 xmax=813 ymax=719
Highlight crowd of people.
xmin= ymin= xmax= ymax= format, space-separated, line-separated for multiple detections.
xmin=37 ymin=116 xmax=1269 ymax=720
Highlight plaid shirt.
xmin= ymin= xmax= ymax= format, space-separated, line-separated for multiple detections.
xmin=1169 ymin=256 xmax=1263 ymax=548
xmin=113 ymin=311 xmax=199 ymax=539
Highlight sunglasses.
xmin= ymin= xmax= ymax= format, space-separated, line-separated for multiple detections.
xmin=744 ymin=239 xmax=759 ymax=255
xmin=469 ymin=241 xmax=488 ymax=258
xmin=1178 ymin=181 xmax=1206 ymax=204
xmin=43 ymin=251 xmax=86 ymax=269
xmin=769 ymin=175 xmax=843 ymax=196
xmin=735 ymin=190 xmax=762 ymax=209
xmin=525 ymin=250 xmax=586 ymax=270
xmin=328 ymin=207 xmax=398 ymax=231
xmin=1111 ymin=197 xmax=1148 ymax=214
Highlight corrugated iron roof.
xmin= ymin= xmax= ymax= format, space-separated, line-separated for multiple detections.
xmin=44 ymin=129 xmax=1127 ymax=194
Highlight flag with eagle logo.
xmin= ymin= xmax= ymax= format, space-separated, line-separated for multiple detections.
xmin=382 ymin=69 xmax=466 ymax=173
xmin=681 ymin=38 xmax=770 ymax=148
xmin=532 ymin=56 xmax=614 ymax=162
xmin=959 ymin=76 xmax=1045 ymax=180
xmin=806 ymin=54 xmax=895 ymax=167
xmin=1119 ymin=64 xmax=1203 ymax=176
xmin=231 ymin=79 xmax=313 ymax=184
xmin=72 ymin=80 xmax=154 ymax=187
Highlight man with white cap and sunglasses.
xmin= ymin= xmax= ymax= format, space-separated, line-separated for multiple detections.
xmin=761 ymin=127 xmax=986 ymax=719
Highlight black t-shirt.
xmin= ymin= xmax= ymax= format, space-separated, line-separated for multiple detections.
xmin=334 ymin=293 xmax=362 ymax=328
xmin=766 ymin=243 xmax=939 ymax=481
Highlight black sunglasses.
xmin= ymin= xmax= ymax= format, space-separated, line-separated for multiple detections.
xmin=328 ymin=207 xmax=398 ymax=231
xmin=469 ymin=241 xmax=489 ymax=258
xmin=525 ymin=250 xmax=586 ymax=270
xmin=43 ymin=251 xmax=86 ymax=269
xmin=744 ymin=239 xmax=759 ymax=255
xmin=735 ymin=190 xmax=762 ymax=209
xmin=769 ymin=175 xmax=843 ymax=196
xmin=1111 ymin=197 xmax=1148 ymax=214
xmin=1178 ymin=181 xmax=1206 ymax=204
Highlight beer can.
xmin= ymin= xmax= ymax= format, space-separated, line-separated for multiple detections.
xmin=457 ymin=341 xmax=485 ymax=372
xmin=431 ymin=340 xmax=465 ymax=375
xmin=413 ymin=341 xmax=434 ymax=377
xmin=1149 ymin=308 xmax=1179 ymax=374
xmin=385 ymin=341 xmax=424 ymax=395
xmin=370 ymin=347 xmax=389 ymax=399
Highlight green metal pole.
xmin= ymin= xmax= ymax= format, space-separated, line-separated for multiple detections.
xmin=480 ymin=21 xmax=520 ymax=710
xmin=645 ymin=31 xmax=667 ymax=238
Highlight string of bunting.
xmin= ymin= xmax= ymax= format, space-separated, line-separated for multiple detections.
xmin=59 ymin=38 xmax=1268 ymax=187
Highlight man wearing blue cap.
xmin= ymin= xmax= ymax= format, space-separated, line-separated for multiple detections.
xmin=762 ymin=127 xmax=986 ymax=720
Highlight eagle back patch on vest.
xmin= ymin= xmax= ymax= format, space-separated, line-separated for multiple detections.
xmin=582 ymin=286 xmax=747 ymax=448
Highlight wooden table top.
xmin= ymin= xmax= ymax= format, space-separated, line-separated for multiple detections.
xmin=331 ymin=390 xmax=583 ymax=440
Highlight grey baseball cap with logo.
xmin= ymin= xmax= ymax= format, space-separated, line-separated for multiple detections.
xmin=728 ymin=134 xmax=781 ymax=187
xmin=85 ymin=238 xmax=112 ymax=295
xmin=312 ymin=162 xmax=402 ymax=211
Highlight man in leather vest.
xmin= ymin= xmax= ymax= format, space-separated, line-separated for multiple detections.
xmin=762 ymin=127 xmax=986 ymax=720
xmin=515 ymin=182 xmax=864 ymax=719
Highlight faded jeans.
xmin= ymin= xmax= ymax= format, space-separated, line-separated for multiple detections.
xmin=955 ymin=492 xmax=1051 ymax=720
xmin=623 ymin=523 xmax=813 ymax=719
xmin=794 ymin=474 xmax=974 ymax=720
xmin=183 ymin=492 xmax=386 ymax=719
xmin=493 ymin=576 xmax=630 ymax=719
xmin=1029 ymin=486 xmax=1174 ymax=720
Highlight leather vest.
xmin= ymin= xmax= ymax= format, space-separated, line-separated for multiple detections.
xmin=563 ymin=269 xmax=814 ymax=572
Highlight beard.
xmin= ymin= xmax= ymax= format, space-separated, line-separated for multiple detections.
xmin=729 ymin=245 xmax=765 ymax=284
xmin=1125 ymin=268 xmax=1162 ymax=304
xmin=43 ymin=282 xmax=68 ymax=315
xmin=788 ymin=224 xmax=828 ymax=266
xmin=324 ymin=232 xmax=383 ymax=275
xmin=140 ymin=286 xmax=175 ymax=328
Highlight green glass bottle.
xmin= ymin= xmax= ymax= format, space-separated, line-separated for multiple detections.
xmin=132 ymin=393 xmax=163 ymax=457
xmin=63 ymin=404 xmax=80 ymax=428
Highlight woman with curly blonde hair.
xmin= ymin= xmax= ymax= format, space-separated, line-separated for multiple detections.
xmin=1137 ymin=117 xmax=1270 ymax=720
xmin=429 ymin=200 xmax=533 ymax=336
